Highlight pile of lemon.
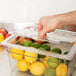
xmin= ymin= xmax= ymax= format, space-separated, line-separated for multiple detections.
xmin=10 ymin=48 xmax=48 ymax=76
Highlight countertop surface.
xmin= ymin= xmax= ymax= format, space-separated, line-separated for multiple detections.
xmin=0 ymin=47 xmax=10 ymax=76
xmin=0 ymin=47 xmax=76 ymax=76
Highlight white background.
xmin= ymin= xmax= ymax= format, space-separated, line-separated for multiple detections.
xmin=0 ymin=0 xmax=76 ymax=23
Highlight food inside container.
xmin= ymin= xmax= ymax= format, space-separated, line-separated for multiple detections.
xmin=1 ymin=25 xmax=76 ymax=76
xmin=0 ymin=24 xmax=13 ymax=46
xmin=2 ymin=34 xmax=75 ymax=76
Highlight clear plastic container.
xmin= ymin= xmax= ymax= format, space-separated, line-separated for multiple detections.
xmin=2 ymin=34 xmax=76 ymax=76
xmin=1 ymin=24 xmax=76 ymax=76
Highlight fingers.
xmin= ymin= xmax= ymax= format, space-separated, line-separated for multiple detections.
xmin=43 ymin=34 xmax=47 ymax=39
xmin=38 ymin=24 xmax=42 ymax=32
xmin=38 ymin=26 xmax=56 ymax=39
xmin=38 ymin=19 xmax=44 ymax=39
xmin=38 ymin=27 xmax=47 ymax=39
xmin=38 ymin=22 xmax=43 ymax=32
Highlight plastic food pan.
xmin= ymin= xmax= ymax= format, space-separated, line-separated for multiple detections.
xmin=1 ymin=25 xmax=76 ymax=76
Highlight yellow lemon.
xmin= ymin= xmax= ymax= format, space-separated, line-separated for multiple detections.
xmin=41 ymin=57 xmax=49 ymax=68
xmin=56 ymin=63 xmax=68 ymax=76
xmin=29 ymin=62 xmax=46 ymax=76
xmin=10 ymin=48 xmax=24 ymax=60
xmin=24 ymin=51 xmax=38 ymax=63
xmin=0 ymin=34 xmax=4 ymax=42
xmin=17 ymin=59 xmax=30 ymax=71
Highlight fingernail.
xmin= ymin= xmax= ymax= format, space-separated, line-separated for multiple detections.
xmin=44 ymin=34 xmax=47 ymax=39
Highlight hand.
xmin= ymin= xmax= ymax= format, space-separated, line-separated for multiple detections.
xmin=38 ymin=11 xmax=76 ymax=39
xmin=38 ymin=15 xmax=64 ymax=39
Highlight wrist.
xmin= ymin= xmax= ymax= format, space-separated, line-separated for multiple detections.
xmin=60 ymin=13 xmax=69 ymax=26
xmin=59 ymin=11 xmax=76 ymax=26
xmin=58 ymin=14 xmax=67 ymax=27
xmin=56 ymin=14 xmax=66 ymax=28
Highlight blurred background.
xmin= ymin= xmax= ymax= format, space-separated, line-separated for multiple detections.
xmin=0 ymin=0 xmax=76 ymax=23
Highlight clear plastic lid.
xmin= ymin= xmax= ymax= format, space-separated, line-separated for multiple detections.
xmin=1 ymin=24 xmax=76 ymax=60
